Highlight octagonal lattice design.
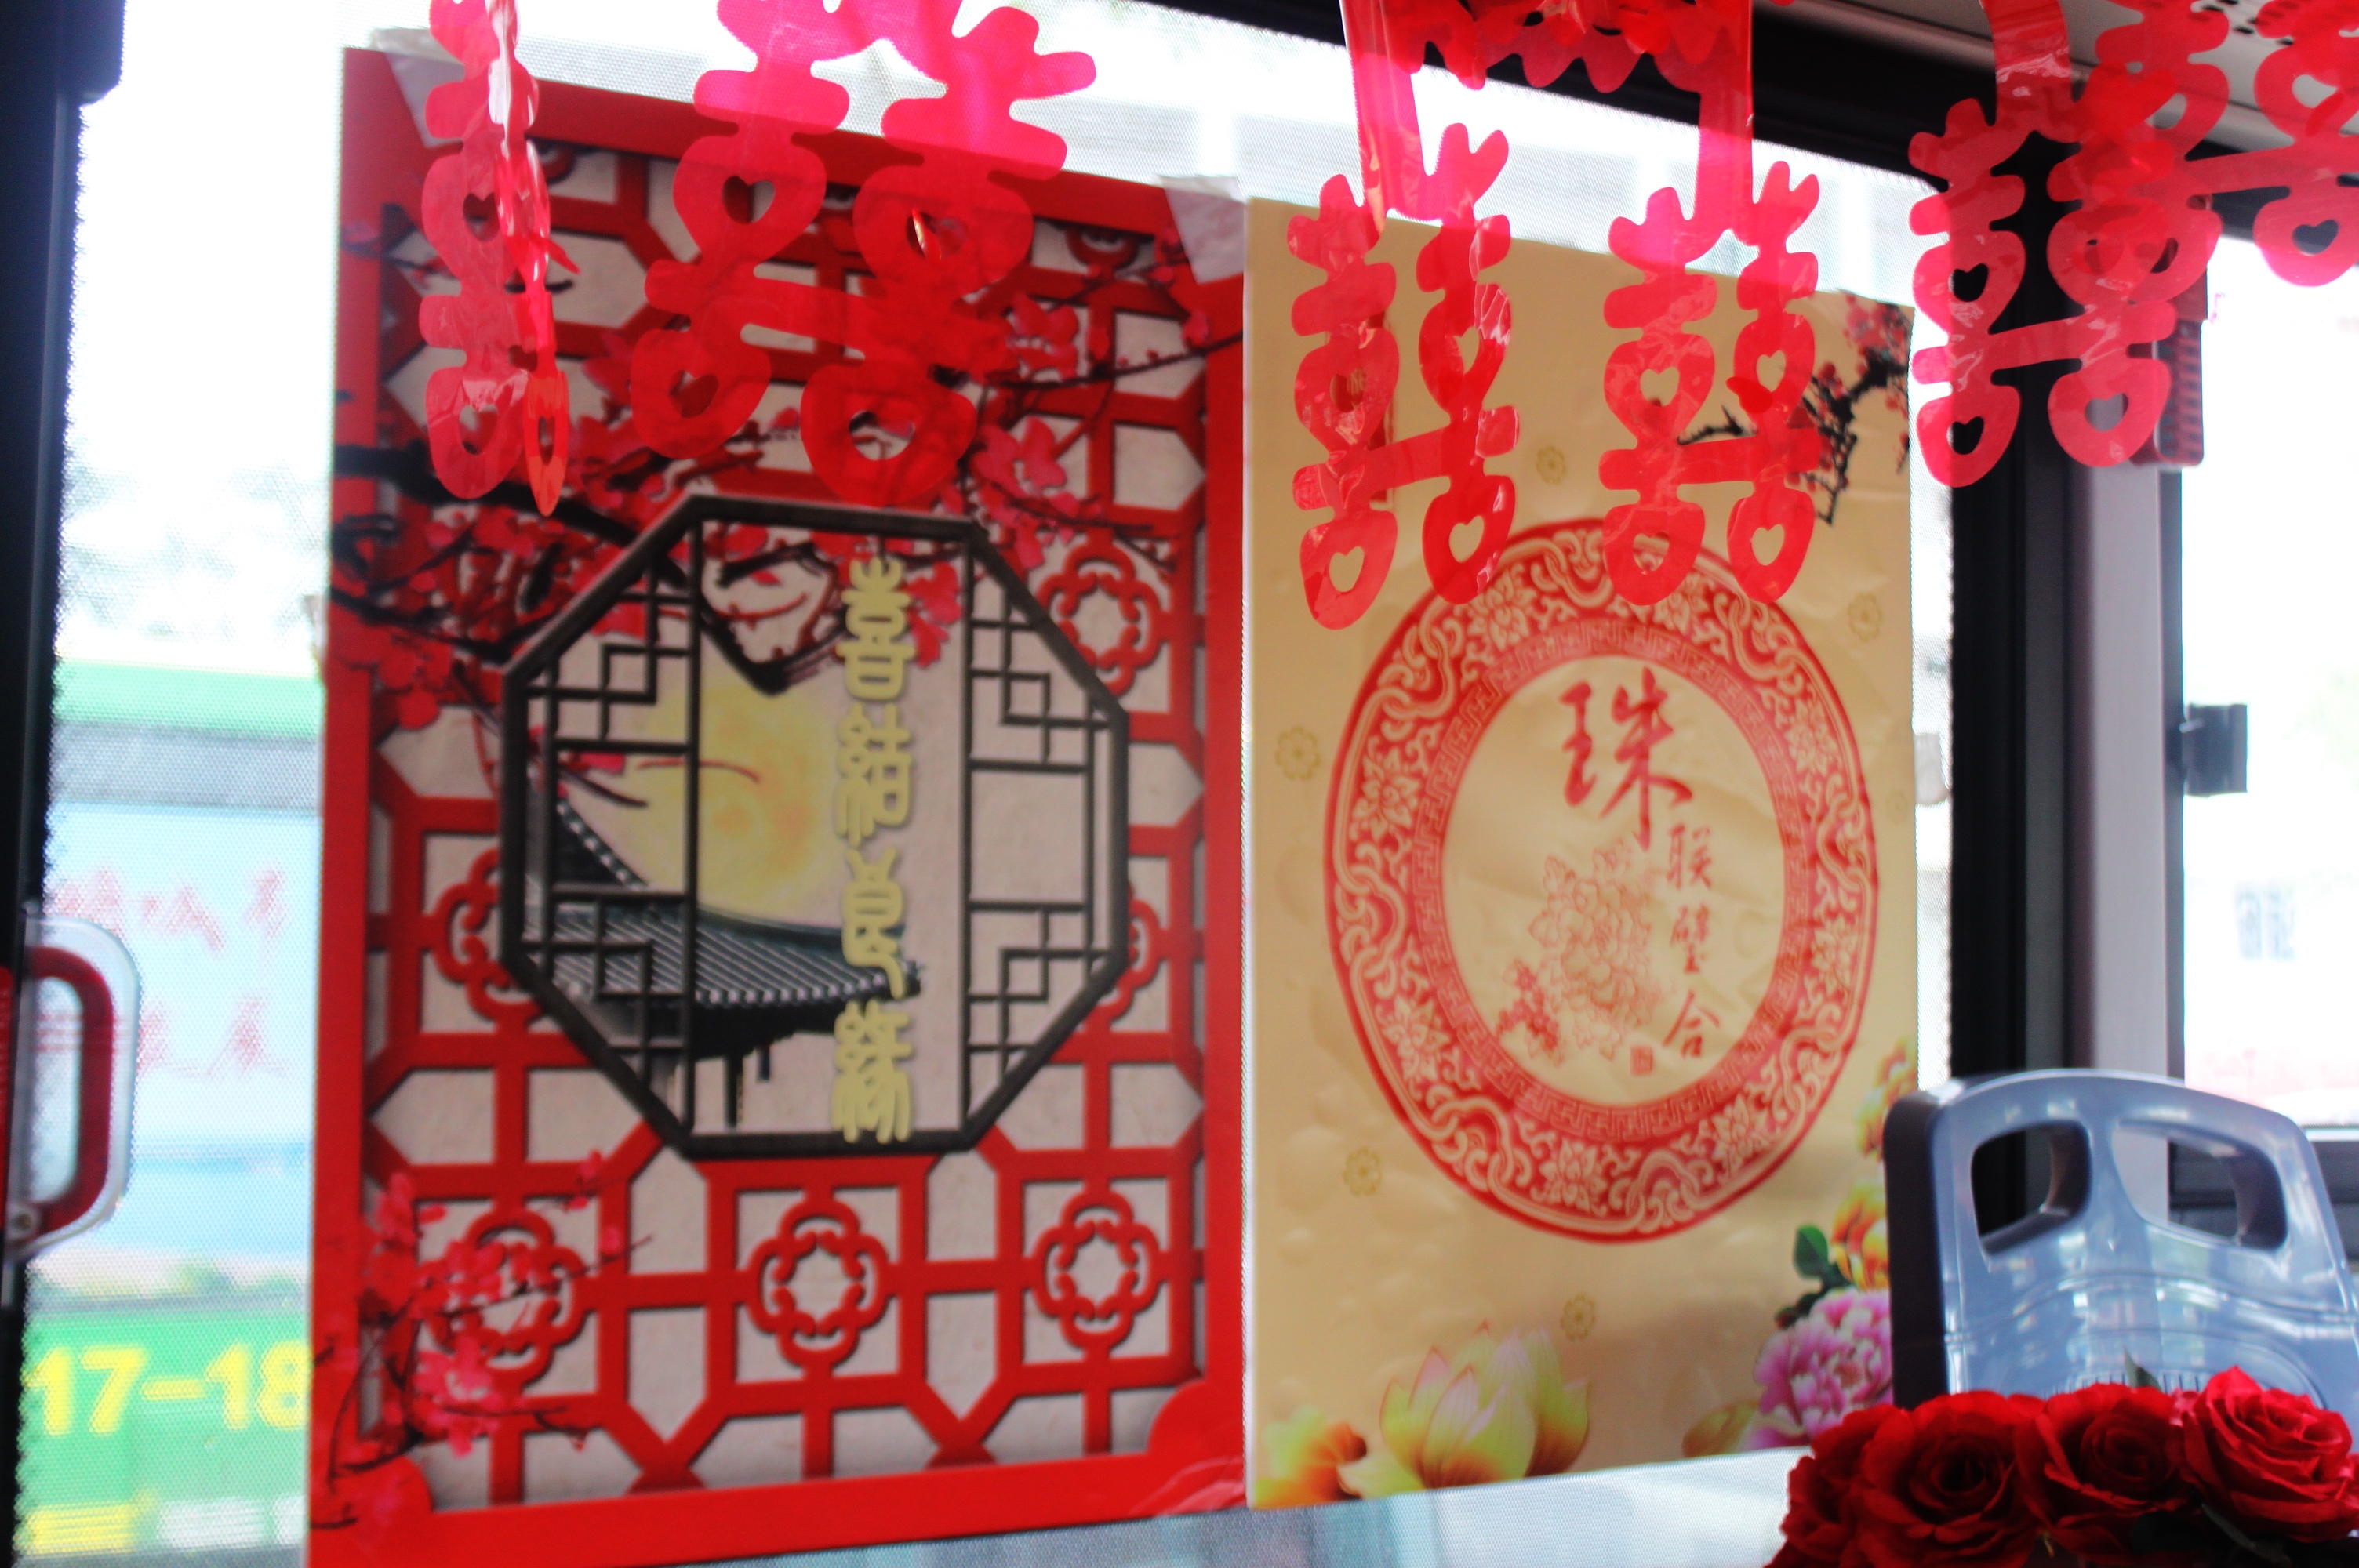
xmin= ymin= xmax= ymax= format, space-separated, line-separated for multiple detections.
xmin=498 ymin=497 xmax=1129 ymax=1158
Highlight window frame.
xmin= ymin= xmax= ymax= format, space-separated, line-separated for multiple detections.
xmin=2158 ymin=259 xmax=2359 ymax=1250
xmin=0 ymin=0 xmax=125 ymax=1523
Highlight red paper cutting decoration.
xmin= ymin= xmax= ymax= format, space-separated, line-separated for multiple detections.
xmin=1295 ymin=0 xmax=1826 ymax=618
xmin=1291 ymin=0 xmax=1562 ymax=628
xmin=1289 ymin=180 xmax=1405 ymax=630
xmin=418 ymin=0 xmax=572 ymax=514
xmin=329 ymin=54 xmax=1246 ymax=1535
xmin=1907 ymin=0 xmax=2166 ymax=483
xmin=1597 ymin=0 xmax=1823 ymax=604
xmin=629 ymin=0 xmax=870 ymax=462
xmin=633 ymin=0 xmax=1092 ymax=506
xmin=1912 ymin=0 xmax=2359 ymax=485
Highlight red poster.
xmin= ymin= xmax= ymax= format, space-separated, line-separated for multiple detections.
xmin=311 ymin=51 xmax=1243 ymax=1566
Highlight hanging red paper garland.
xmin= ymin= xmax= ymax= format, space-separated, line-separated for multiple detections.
xmin=1595 ymin=0 xmax=1823 ymax=606
xmin=1306 ymin=0 xmax=2359 ymax=612
xmin=1286 ymin=0 xmax=1529 ymax=628
xmin=418 ymin=0 xmax=2359 ymax=603
xmin=417 ymin=0 xmax=572 ymax=514
xmin=631 ymin=0 xmax=1093 ymax=508
xmin=1912 ymin=0 xmax=2359 ymax=485
xmin=1293 ymin=0 xmax=1827 ymax=621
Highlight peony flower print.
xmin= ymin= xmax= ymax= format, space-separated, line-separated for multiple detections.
xmin=1748 ymin=1288 xmax=1892 ymax=1447
xmin=1494 ymin=842 xmax=1663 ymax=1068
xmin=1339 ymin=1326 xmax=1590 ymax=1496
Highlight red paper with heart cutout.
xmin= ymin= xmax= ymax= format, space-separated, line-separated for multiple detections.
xmin=632 ymin=0 xmax=1091 ymax=508
xmin=1596 ymin=0 xmax=1823 ymax=605
xmin=1911 ymin=0 xmax=2359 ymax=485
xmin=418 ymin=0 xmax=572 ymax=514
xmin=1289 ymin=0 xmax=1534 ymax=628
xmin=1294 ymin=0 xmax=1826 ymax=618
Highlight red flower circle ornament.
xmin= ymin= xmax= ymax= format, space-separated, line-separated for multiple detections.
xmin=1325 ymin=519 xmax=1877 ymax=1239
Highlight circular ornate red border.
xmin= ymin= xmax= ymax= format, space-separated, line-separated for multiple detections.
xmin=1325 ymin=520 xmax=1877 ymax=1240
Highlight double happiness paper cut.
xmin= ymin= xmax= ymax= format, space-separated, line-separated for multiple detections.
xmin=1292 ymin=0 xmax=1827 ymax=619
xmin=631 ymin=0 xmax=1093 ymax=510
xmin=1305 ymin=0 xmax=2359 ymax=606
xmin=1910 ymin=0 xmax=2359 ymax=483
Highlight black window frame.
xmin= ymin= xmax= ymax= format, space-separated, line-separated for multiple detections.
xmin=2157 ymin=234 xmax=2359 ymax=1253
xmin=0 ymin=0 xmax=125 ymax=1520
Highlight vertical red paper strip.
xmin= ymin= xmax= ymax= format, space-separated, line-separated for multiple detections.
xmin=1906 ymin=0 xmax=2166 ymax=484
xmin=634 ymin=0 xmax=1092 ymax=507
xmin=816 ymin=2 xmax=1093 ymax=505
xmin=631 ymin=0 xmax=873 ymax=461
xmin=1289 ymin=0 xmax=1525 ymax=628
xmin=1598 ymin=0 xmax=1823 ymax=605
xmin=1289 ymin=180 xmax=1401 ymax=630
xmin=419 ymin=0 xmax=572 ymax=514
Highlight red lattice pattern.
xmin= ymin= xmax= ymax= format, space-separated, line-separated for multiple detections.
xmin=358 ymin=757 xmax=1205 ymax=1486
xmin=314 ymin=60 xmax=1242 ymax=1566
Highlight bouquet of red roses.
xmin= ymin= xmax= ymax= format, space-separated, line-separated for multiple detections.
xmin=1771 ymin=1369 xmax=2359 ymax=1567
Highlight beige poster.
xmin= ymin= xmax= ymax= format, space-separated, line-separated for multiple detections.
xmin=1247 ymin=198 xmax=1918 ymax=1500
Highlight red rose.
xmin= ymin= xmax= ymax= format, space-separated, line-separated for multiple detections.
xmin=2015 ymin=1383 xmax=2192 ymax=1563
xmin=2179 ymin=1367 xmax=2359 ymax=1543
xmin=1772 ymin=1403 xmax=1902 ymax=1568
xmin=1854 ymin=1391 xmax=2045 ymax=1568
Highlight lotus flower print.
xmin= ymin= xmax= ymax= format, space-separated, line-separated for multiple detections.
xmin=1339 ymin=1326 xmax=1590 ymax=1496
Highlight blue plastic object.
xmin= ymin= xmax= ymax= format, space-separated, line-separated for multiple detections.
xmin=1885 ymin=1069 xmax=2359 ymax=1422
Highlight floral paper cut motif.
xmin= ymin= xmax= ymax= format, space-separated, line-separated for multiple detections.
xmin=1329 ymin=521 xmax=1875 ymax=1239
xmin=1495 ymin=842 xmax=1664 ymax=1068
